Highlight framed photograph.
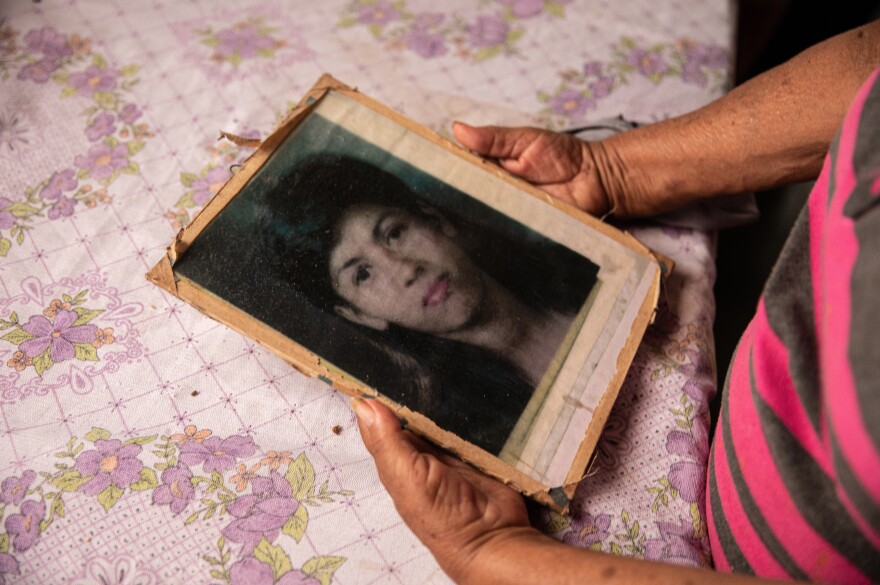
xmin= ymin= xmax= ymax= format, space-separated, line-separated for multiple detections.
xmin=148 ymin=75 xmax=662 ymax=511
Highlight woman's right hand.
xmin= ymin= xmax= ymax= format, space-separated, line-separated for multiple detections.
xmin=453 ymin=122 xmax=611 ymax=216
xmin=452 ymin=122 xmax=651 ymax=219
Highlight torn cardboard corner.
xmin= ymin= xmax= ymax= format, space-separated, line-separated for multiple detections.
xmin=145 ymin=255 xmax=176 ymax=295
xmin=145 ymin=229 xmax=189 ymax=295
xmin=523 ymin=480 xmax=577 ymax=513
xmin=219 ymin=131 xmax=261 ymax=148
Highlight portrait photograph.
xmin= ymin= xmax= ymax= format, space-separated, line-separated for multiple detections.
xmin=151 ymin=77 xmax=662 ymax=504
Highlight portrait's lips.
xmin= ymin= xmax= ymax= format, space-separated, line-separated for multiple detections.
xmin=423 ymin=274 xmax=450 ymax=307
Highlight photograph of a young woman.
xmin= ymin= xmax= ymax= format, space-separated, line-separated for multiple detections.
xmin=258 ymin=154 xmax=598 ymax=455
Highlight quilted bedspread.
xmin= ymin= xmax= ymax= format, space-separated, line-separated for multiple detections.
xmin=0 ymin=1 xmax=730 ymax=583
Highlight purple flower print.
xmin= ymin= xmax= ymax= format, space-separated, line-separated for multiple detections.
xmin=412 ymin=12 xmax=444 ymax=30
xmin=24 ymin=27 xmax=72 ymax=61
xmin=75 ymin=142 xmax=129 ymax=180
xmin=119 ymin=103 xmax=142 ymax=124
xmin=47 ymin=196 xmax=76 ymax=220
xmin=665 ymin=426 xmax=708 ymax=504
xmin=562 ymin=511 xmax=611 ymax=547
xmin=85 ymin=112 xmax=116 ymax=141
xmin=681 ymin=359 xmax=710 ymax=398
xmin=681 ymin=41 xmax=727 ymax=70
xmin=0 ymin=552 xmax=20 ymax=585
xmin=68 ymin=65 xmax=118 ymax=96
xmin=179 ymin=434 xmax=256 ymax=472
xmin=589 ymin=75 xmax=614 ymax=99
xmin=19 ymin=309 xmax=98 ymax=362
xmin=626 ymin=48 xmax=669 ymax=77
xmin=0 ymin=198 xmax=13 ymax=231
xmin=582 ymin=60 xmax=604 ymax=77
xmin=644 ymin=518 xmax=703 ymax=566
xmin=679 ymin=42 xmax=728 ymax=87
xmin=4 ymin=499 xmax=45 ymax=553
xmin=15 ymin=29 xmax=70 ymax=84
xmin=152 ymin=465 xmax=194 ymax=514
xmin=190 ymin=166 xmax=230 ymax=206
xmin=229 ymin=559 xmax=273 ymax=585
xmin=357 ymin=1 xmax=401 ymax=25
xmin=667 ymin=459 xmax=704 ymax=503
xmin=468 ymin=15 xmax=509 ymax=48
xmin=230 ymin=558 xmax=318 ymax=585
xmin=500 ymin=0 xmax=544 ymax=18
xmin=1 ymin=470 xmax=36 ymax=505
xmin=549 ymin=89 xmax=592 ymax=118
xmin=681 ymin=64 xmax=708 ymax=87
xmin=215 ymin=23 xmax=274 ymax=59
xmin=705 ymin=46 xmax=728 ymax=69
xmin=39 ymin=169 xmax=77 ymax=201
xmin=17 ymin=58 xmax=57 ymax=83
xmin=222 ymin=472 xmax=298 ymax=554
xmin=74 ymin=439 xmax=144 ymax=495
xmin=405 ymin=31 xmax=447 ymax=58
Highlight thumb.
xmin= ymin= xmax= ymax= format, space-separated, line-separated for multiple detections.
xmin=453 ymin=121 xmax=535 ymax=160
xmin=353 ymin=398 xmax=425 ymax=495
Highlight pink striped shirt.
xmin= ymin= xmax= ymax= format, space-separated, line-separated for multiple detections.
xmin=707 ymin=69 xmax=880 ymax=582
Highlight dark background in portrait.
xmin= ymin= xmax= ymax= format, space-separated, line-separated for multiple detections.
xmin=174 ymin=111 xmax=598 ymax=453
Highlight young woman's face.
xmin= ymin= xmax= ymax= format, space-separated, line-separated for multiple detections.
xmin=328 ymin=204 xmax=486 ymax=335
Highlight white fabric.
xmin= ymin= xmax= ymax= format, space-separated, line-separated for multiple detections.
xmin=0 ymin=1 xmax=729 ymax=582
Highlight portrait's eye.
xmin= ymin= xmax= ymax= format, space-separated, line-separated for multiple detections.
xmin=385 ymin=223 xmax=406 ymax=244
xmin=354 ymin=265 xmax=371 ymax=285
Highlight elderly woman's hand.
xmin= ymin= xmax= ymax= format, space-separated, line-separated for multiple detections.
xmin=353 ymin=397 xmax=537 ymax=583
xmin=453 ymin=122 xmax=625 ymax=217
xmin=352 ymin=398 xmax=784 ymax=585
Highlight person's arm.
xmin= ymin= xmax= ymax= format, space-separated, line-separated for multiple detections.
xmin=453 ymin=20 xmax=880 ymax=218
xmin=354 ymin=398 xmax=799 ymax=585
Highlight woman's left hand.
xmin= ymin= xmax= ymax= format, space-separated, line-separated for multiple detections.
xmin=353 ymin=398 xmax=534 ymax=582
xmin=354 ymin=398 xmax=796 ymax=585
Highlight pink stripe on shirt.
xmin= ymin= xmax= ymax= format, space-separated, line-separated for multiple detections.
xmin=730 ymin=305 xmax=868 ymax=584
xmin=750 ymin=303 xmax=830 ymax=475
xmin=710 ymin=339 xmax=789 ymax=576
xmin=821 ymin=69 xmax=880 ymax=503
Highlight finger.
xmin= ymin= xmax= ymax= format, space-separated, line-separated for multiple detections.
xmin=355 ymin=399 xmax=482 ymax=480
xmin=355 ymin=399 xmax=530 ymax=535
xmin=353 ymin=398 xmax=410 ymax=457
xmin=453 ymin=122 xmax=541 ymax=161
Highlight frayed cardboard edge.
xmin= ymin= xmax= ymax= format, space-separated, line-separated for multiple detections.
xmin=548 ymin=251 xmax=664 ymax=512
xmin=145 ymin=73 xmax=664 ymax=515
xmin=145 ymin=229 xmax=187 ymax=295
xmin=218 ymin=131 xmax=261 ymax=148
xmin=146 ymin=74 xmax=351 ymax=295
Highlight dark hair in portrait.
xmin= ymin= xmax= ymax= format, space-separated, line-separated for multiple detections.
xmin=257 ymin=154 xmax=598 ymax=454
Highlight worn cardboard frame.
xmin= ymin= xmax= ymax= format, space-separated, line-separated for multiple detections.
xmin=147 ymin=75 xmax=662 ymax=512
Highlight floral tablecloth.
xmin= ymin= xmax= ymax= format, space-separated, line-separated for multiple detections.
xmin=0 ymin=1 xmax=729 ymax=583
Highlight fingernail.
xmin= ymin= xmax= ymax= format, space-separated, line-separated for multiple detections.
xmin=352 ymin=398 xmax=375 ymax=427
